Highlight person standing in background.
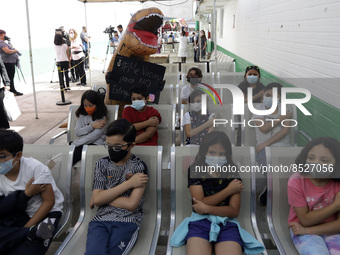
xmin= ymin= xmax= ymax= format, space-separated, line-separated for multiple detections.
xmin=193 ymin=30 xmax=199 ymax=62
xmin=54 ymin=33 xmax=71 ymax=91
xmin=117 ymin=25 xmax=124 ymax=42
xmin=0 ymin=30 xmax=22 ymax=96
xmin=69 ymin=29 xmax=86 ymax=86
xmin=198 ymin=30 xmax=207 ymax=61
xmin=80 ymin=26 xmax=90 ymax=70
xmin=0 ymin=55 xmax=10 ymax=129
xmin=178 ymin=31 xmax=188 ymax=63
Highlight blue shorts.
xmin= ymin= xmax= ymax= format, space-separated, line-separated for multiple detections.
xmin=186 ymin=219 xmax=243 ymax=249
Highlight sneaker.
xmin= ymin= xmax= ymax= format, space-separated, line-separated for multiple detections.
xmin=81 ymin=83 xmax=87 ymax=86
xmin=258 ymin=187 xmax=267 ymax=207
xmin=76 ymin=83 xmax=82 ymax=86
xmin=27 ymin=218 xmax=54 ymax=241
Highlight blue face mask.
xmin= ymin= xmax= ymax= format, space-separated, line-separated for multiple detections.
xmin=205 ymin=156 xmax=228 ymax=167
xmin=263 ymin=96 xmax=273 ymax=108
xmin=246 ymin=75 xmax=258 ymax=84
xmin=131 ymin=100 xmax=145 ymax=111
xmin=0 ymin=158 xmax=16 ymax=175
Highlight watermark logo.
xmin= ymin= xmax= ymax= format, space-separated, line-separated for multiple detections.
xmin=197 ymin=85 xmax=312 ymax=128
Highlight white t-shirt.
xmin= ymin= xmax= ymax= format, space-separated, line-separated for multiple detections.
xmin=180 ymin=84 xmax=204 ymax=102
xmin=182 ymin=111 xmax=216 ymax=126
xmin=70 ymin=39 xmax=85 ymax=61
xmin=54 ymin=44 xmax=69 ymax=62
xmin=0 ymin=157 xmax=64 ymax=218
xmin=251 ymin=104 xmax=291 ymax=147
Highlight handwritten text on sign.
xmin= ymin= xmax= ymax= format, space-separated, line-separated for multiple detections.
xmin=106 ymin=55 xmax=165 ymax=103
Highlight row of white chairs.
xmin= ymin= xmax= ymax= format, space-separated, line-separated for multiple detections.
xmin=25 ymin=144 xmax=301 ymax=254
xmin=49 ymin=103 xmax=298 ymax=168
xmin=160 ymin=61 xmax=236 ymax=74
xmin=163 ymin=72 xmax=244 ymax=87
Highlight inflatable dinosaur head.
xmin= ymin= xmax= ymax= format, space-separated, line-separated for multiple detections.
xmin=118 ymin=7 xmax=164 ymax=57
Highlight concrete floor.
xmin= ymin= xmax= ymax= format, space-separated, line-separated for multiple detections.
xmin=9 ymin=53 xmax=279 ymax=255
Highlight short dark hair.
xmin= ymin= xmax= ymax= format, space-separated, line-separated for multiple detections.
xmin=188 ymin=89 xmax=205 ymax=104
xmin=117 ymin=25 xmax=123 ymax=29
xmin=54 ymin=34 xmax=64 ymax=46
xmin=106 ymin=119 xmax=136 ymax=143
xmin=76 ymin=90 xmax=108 ymax=121
xmin=130 ymin=86 xmax=149 ymax=99
xmin=0 ymin=130 xmax=23 ymax=154
xmin=186 ymin=67 xmax=203 ymax=79
xmin=295 ymin=137 xmax=340 ymax=181
xmin=265 ymin=82 xmax=283 ymax=96
xmin=244 ymin=65 xmax=261 ymax=78
xmin=0 ymin=30 xmax=6 ymax=35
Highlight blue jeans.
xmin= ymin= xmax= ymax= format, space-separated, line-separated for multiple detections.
xmin=85 ymin=221 xmax=139 ymax=255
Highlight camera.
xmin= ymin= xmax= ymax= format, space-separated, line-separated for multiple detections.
xmin=103 ymin=26 xmax=117 ymax=38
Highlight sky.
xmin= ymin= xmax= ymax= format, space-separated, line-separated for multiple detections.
xmin=0 ymin=0 xmax=143 ymax=50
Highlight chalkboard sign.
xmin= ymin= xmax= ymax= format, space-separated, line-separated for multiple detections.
xmin=106 ymin=55 xmax=166 ymax=104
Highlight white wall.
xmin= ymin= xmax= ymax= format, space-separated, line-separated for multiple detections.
xmin=216 ymin=0 xmax=340 ymax=109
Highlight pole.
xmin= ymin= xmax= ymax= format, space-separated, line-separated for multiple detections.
xmin=25 ymin=0 xmax=38 ymax=119
xmin=83 ymin=1 xmax=92 ymax=88
xmin=213 ymin=0 xmax=217 ymax=73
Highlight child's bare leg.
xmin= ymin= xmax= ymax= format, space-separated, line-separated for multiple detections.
xmin=215 ymin=241 xmax=242 ymax=255
xmin=186 ymin=237 xmax=212 ymax=255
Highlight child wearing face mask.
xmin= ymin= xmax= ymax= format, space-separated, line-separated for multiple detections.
xmin=287 ymin=137 xmax=340 ymax=254
xmin=251 ymin=82 xmax=293 ymax=206
xmin=0 ymin=130 xmax=64 ymax=255
xmin=237 ymin=66 xmax=265 ymax=103
xmin=181 ymin=67 xmax=204 ymax=104
xmin=72 ymin=90 xmax=108 ymax=165
xmin=122 ymin=86 xmax=161 ymax=146
xmin=170 ymin=131 xmax=265 ymax=254
xmin=85 ymin=119 xmax=149 ymax=255
xmin=182 ymin=90 xmax=215 ymax=146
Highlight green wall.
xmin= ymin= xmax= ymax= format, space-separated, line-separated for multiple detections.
xmin=217 ymin=45 xmax=340 ymax=146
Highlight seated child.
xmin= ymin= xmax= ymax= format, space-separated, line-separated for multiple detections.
xmin=85 ymin=119 xmax=149 ymax=255
xmin=252 ymin=82 xmax=293 ymax=206
xmin=181 ymin=67 xmax=204 ymax=104
xmin=72 ymin=90 xmax=108 ymax=165
xmin=0 ymin=130 xmax=64 ymax=255
xmin=182 ymin=89 xmax=215 ymax=145
xmin=288 ymin=137 xmax=340 ymax=255
xmin=170 ymin=131 xmax=265 ymax=254
xmin=237 ymin=65 xmax=265 ymax=103
xmin=122 ymin=86 xmax=161 ymax=146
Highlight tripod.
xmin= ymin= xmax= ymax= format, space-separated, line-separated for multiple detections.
xmin=102 ymin=37 xmax=116 ymax=73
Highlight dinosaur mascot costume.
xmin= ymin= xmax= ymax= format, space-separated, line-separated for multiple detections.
xmin=105 ymin=7 xmax=164 ymax=118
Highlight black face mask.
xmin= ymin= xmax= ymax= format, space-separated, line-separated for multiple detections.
xmin=187 ymin=77 xmax=200 ymax=86
xmin=108 ymin=148 xmax=129 ymax=163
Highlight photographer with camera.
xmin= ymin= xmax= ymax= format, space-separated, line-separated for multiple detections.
xmin=0 ymin=30 xmax=22 ymax=96
xmin=69 ymin=29 xmax=86 ymax=86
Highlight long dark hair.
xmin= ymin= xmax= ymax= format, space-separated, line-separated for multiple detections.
xmin=76 ymin=90 xmax=107 ymax=121
xmin=295 ymin=137 xmax=340 ymax=181
xmin=54 ymin=34 xmax=64 ymax=46
xmin=190 ymin=131 xmax=236 ymax=171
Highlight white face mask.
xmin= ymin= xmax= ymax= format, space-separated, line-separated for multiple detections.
xmin=246 ymin=75 xmax=258 ymax=84
xmin=263 ymin=96 xmax=273 ymax=108
xmin=205 ymin=156 xmax=228 ymax=167
xmin=190 ymin=102 xmax=201 ymax=112
xmin=69 ymin=33 xmax=74 ymax=39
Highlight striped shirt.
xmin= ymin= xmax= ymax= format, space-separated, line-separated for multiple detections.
xmin=91 ymin=154 xmax=148 ymax=226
